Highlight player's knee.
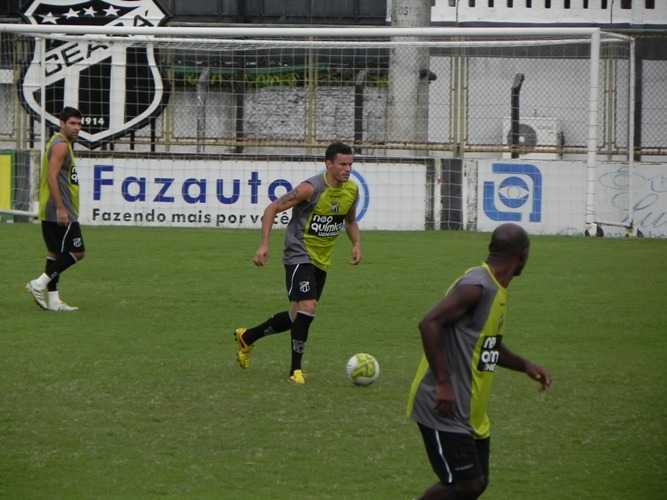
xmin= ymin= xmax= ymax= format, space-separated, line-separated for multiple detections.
xmin=297 ymin=300 xmax=317 ymax=315
xmin=453 ymin=475 xmax=487 ymax=498
xmin=72 ymin=251 xmax=85 ymax=262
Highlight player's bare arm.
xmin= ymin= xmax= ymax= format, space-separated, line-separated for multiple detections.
xmin=345 ymin=200 xmax=362 ymax=265
xmin=46 ymin=141 xmax=69 ymax=226
xmin=418 ymin=311 xmax=453 ymax=415
xmin=253 ymin=183 xmax=314 ymax=266
xmin=277 ymin=187 xmax=301 ymax=207
xmin=497 ymin=345 xmax=552 ymax=392
xmin=419 ymin=285 xmax=483 ymax=414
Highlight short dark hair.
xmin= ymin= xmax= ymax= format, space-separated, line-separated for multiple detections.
xmin=59 ymin=106 xmax=82 ymax=122
xmin=488 ymin=223 xmax=530 ymax=257
xmin=325 ymin=142 xmax=353 ymax=162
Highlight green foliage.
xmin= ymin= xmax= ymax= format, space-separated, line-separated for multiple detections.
xmin=169 ymin=65 xmax=388 ymax=90
xmin=244 ymin=71 xmax=301 ymax=88
xmin=317 ymin=71 xmax=347 ymax=85
xmin=209 ymin=72 xmax=233 ymax=88
xmin=170 ymin=67 xmax=303 ymax=89
xmin=366 ymin=74 xmax=389 ymax=88
xmin=1 ymin=225 xmax=666 ymax=499
xmin=171 ymin=70 xmax=200 ymax=88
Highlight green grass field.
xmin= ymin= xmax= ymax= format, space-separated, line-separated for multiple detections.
xmin=1 ymin=224 xmax=666 ymax=499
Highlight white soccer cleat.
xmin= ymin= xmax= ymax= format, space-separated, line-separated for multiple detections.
xmin=48 ymin=302 xmax=79 ymax=312
xmin=26 ymin=280 xmax=48 ymax=310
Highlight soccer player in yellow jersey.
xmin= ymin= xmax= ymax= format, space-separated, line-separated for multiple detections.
xmin=26 ymin=107 xmax=85 ymax=312
xmin=407 ymin=223 xmax=551 ymax=499
xmin=234 ymin=142 xmax=362 ymax=384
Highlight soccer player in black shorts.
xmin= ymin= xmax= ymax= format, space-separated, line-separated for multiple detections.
xmin=26 ymin=107 xmax=86 ymax=312
xmin=408 ymin=223 xmax=551 ymax=498
xmin=233 ymin=142 xmax=362 ymax=384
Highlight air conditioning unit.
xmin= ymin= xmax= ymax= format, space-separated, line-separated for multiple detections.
xmin=502 ymin=117 xmax=563 ymax=159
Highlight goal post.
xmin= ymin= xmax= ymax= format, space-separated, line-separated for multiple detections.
xmin=585 ymin=30 xmax=639 ymax=237
xmin=0 ymin=24 xmax=635 ymax=235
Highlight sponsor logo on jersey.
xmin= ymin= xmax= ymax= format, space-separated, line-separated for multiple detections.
xmin=477 ymin=335 xmax=502 ymax=372
xmin=70 ymin=165 xmax=79 ymax=186
xmin=308 ymin=213 xmax=345 ymax=237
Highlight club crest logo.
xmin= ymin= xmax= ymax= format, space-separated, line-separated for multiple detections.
xmin=292 ymin=339 xmax=306 ymax=354
xmin=19 ymin=0 xmax=170 ymax=149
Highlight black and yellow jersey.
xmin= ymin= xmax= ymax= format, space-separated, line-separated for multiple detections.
xmin=39 ymin=133 xmax=79 ymax=222
xmin=283 ymin=172 xmax=358 ymax=272
xmin=407 ymin=263 xmax=507 ymax=440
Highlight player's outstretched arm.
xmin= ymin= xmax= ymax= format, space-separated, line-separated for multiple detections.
xmin=498 ymin=345 xmax=552 ymax=392
xmin=525 ymin=362 xmax=552 ymax=392
xmin=253 ymin=203 xmax=278 ymax=266
xmin=345 ymin=203 xmax=361 ymax=265
xmin=253 ymin=183 xmax=314 ymax=267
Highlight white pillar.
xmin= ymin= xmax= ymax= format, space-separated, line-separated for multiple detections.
xmin=387 ymin=0 xmax=432 ymax=156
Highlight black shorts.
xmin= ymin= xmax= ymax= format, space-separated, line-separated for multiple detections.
xmin=41 ymin=221 xmax=86 ymax=254
xmin=285 ymin=263 xmax=327 ymax=302
xmin=418 ymin=423 xmax=490 ymax=485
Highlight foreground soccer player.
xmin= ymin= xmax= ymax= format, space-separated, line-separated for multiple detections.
xmin=234 ymin=142 xmax=362 ymax=384
xmin=407 ymin=223 xmax=551 ymax=499
xmin=26 ymin=107 xmax=85 ymax=312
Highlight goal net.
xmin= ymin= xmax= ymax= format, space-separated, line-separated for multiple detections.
xmin=0 ymin=24 xmax=635 ymax=234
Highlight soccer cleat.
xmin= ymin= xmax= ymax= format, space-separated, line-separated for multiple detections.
xmin=48 ymin=302 xmax=79 ymax=312
xmin=26 ymin=281 xmax=48 ymax=310
xmin=288 ymin=369 xmax=305 ymax=384
xmin=234 ymin=328 xmax=253 ymax=369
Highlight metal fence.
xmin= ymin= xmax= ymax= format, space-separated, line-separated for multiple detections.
xmin=0 ymin=27 xmax=663 ymax=159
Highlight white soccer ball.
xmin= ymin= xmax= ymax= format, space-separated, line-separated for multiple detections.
xmin=346 ymin=353 xmax=380 ymax=386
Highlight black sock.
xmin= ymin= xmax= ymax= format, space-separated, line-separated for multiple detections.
xmin=290 ymin=311 xmax=314 ymax=374
xmin=45 ymin=258 xmax=58 ymax=292
xmin=46 ymin=253 xmax=77 ymax=282
xmin=244 ymin=311 xmax=293 ymax=345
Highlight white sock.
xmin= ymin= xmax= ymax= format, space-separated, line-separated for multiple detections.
xmin=48 ymin=291 xmax=61 ymax=305
xmin=35 ymin=273 xmax=51 ymax=290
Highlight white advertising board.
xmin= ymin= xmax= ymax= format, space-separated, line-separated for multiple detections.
xmin=475 ymin=160 xmax=667 ymax=237
xmin=598 ymin=162 xmax=667 ymax=238
xmin=475 ymin=160 xmax=586 ymax=235
xmin=77 ymin=158 xmax=428 ymax=231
